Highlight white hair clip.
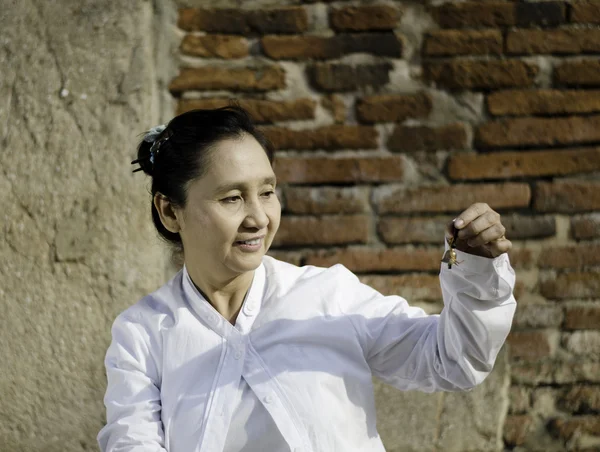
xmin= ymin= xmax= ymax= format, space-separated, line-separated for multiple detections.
xmin=143 ymin=124 xmax=167 ymax=143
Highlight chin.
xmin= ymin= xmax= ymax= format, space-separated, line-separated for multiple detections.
xmin=229 ymin=252 xmax=264 ymax=274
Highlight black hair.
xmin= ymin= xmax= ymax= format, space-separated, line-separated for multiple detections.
xmin=135 ymin=105 xmax=275 ymax=250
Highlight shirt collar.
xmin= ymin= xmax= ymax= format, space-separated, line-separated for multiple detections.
xmin=181 ymin=261 xmax=267 ymax=338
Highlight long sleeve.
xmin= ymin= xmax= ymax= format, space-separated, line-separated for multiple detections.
xmin=97 ymin=312 xmax=167 ymax=452
xmin=337 ymin=247 xmax=516 ymax=393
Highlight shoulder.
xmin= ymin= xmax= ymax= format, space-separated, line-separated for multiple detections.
xmin=112 ymin=269 xmax=184 ymax=333
xmin=263 ymin=254 xmax=356 ymax=280
xmin=262 ymin=255 xmax=359 ymax=295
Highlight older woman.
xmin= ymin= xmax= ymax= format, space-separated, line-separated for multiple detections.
xmin=98 ymin=106 xmax=516 ymax=452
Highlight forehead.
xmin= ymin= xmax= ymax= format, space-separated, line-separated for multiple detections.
xmin=197 ymin=134 xmax=275 ymax=188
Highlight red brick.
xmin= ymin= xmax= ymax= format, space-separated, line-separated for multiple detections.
xmin=272 ymin=215 xmax=369 ymax=247
xmin=565 ymin=304 xmax=600 ymax=330
xmin=540 ymin=271 xmax=600 ymax=299
xmin=284 ymin=186 xmax=370 ymax=214
xmin=509 ymin=387 xmax=532 ymax=414
xmin=448 ymin=148 xmax=600 ymax=180
xmin=549 ymin=416 xmax=600 ymax=440
xmin=388 ymin=123 xmax=468 ymax=152
xmin=515 ymin=2 xmax=566 ymax=27
xmin=359 ymin=274 xmax=442 ymax=301
xmin=308 ymin=63 xmax=392 ymax=92
xmin=559 ymin=385 xmax=600 ymax=413
xmin=304 ymin=247 xmax=442 ymax=273
xmin=512 ymin=360 xmax=600 ymax=385
xmin=514 ymin=303 xmax=564 ymax=329
xmin=356 ymin=92 xmax=432 ymax=123
xmin=263 ymin=125 xmax=378 ymax=150
xmin=507 ymin=29 xmax=600 ymax=55
xmin=510 ymin=361 xmax=551 ymax=384
xmin=503 ymin=214 xmax=556 ymax=240
xmin=539 ymin=244 xmax=600 ymax=269
xmin=266 ymin=250 xmax=303 ymax=266
xmin=487 ymin=89 xmax=600 ymax=116
xmin=263 ymin=35 xmax=332 ymax=60
xmin=321 ymin=95 xmax=345 ymax=124
xmin=535 ymin=181 xmax=600 ymax=213
xmin=507 ymin=330 xmax=557 ymax=360
xmin=374 ymin=183 xmax=531 ymax=214
xmin=261 ymin=33 xmax=402 ymax=60
xmin=508 ymin=248 xmax=536 ymax=268
xmin=330 ymin=5 xmax=401 ymax=31
xmin=430 ymin=1 xmax=566 ymax=28
xmin=178 ymin=7 xmax=308 ymax=34
xmin=169 ymin=66 xmax=285 ymax=93
xmin=555 ymin=60 xmax=600 ymax=87
xmin=378 ymin=217 xmax=447 ymax=245
xmin=275 ymin=156 xmax=404 ymax=185
xmin=176 ymin=98 xmax=315 ymax=123
xmin=429 ymin=2 xmax=516 ymax=28
xmin=572 ymin=214 xmax=600 ymax=240
xmin=504 ymin=415 xmax=534 ymax=447
xmin=424 ymin=30 xmax=503 ymax=57
xmin=423 ymin=60 xmax=539 ymax=90
xmin=179 ymin=35 xmax=248 ymax=59
xmin=571 ymin=1 xmax=600 ymax=24
xmin=475 ymin=116 xmax=600 ymax=149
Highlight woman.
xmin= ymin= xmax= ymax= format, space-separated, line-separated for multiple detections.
xmin=98 ymin=106 xmax=516 ymax=452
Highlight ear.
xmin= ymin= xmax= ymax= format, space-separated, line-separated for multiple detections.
xmin=154 ymin=193 xmax=182 ymax=233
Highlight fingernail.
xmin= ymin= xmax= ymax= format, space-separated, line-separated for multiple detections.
xmin=454 ymin=219 xmax=464 ymax=228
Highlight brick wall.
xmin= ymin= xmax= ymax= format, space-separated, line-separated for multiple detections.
xmin=171 ymin=1 xmax=600 ymax=449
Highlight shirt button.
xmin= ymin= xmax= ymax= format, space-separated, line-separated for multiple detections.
xmin=244 ymin=301 xmax=257 ymax=315
xmin=234 ymin=350 xmax=242 ymax=360
xmin=264 ymin=395 xmax=273 ymax=404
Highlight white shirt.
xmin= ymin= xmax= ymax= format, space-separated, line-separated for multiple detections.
xmin=222 ymin=380 xmax=287 ymax=451
xmin=98 ymin=249 xmax=516 ymax=452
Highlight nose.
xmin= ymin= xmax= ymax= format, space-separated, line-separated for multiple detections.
xmin=243 ymin=198 xmax=269 ymax=230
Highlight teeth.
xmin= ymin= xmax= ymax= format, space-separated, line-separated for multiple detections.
xmin=240 ymin=239 xmax=260 ymax=245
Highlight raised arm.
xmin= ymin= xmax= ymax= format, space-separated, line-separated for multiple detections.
xmin=97 ymin=312 xmax=167 ymax=452
xmin=337 ymin=203 xmax=517 ymax=392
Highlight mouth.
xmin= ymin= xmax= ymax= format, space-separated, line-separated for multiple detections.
xmin=234 ymin=235 xmax=265 ymax=251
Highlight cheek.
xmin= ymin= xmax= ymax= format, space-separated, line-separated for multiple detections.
xmin=211 ymin=212 xmax=244 ymax=239
xmin=186 ymin=207 xmax=235 ymax=243
xmin=267 ymin=200 xmax=282 ymax=232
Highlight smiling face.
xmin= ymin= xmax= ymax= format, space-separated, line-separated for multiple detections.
xmin=175 ymin=133 xmax=281 ymax=282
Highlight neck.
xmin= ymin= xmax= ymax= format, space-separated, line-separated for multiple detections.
xmin=186 ymin=263 xmax=255 ymax=324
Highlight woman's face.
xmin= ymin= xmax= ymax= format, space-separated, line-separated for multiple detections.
xmin=177 ymin=134 xmax=281 ymax=280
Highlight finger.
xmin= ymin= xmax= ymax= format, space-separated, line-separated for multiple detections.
xmin=487 ymin=237 xmax=512 ymax=257
xmin=466 ymin=223 xmax=506 ymax=248
xmin=458 ymin=210 xmax=501 ymax=240
xmin=454 ymin=203 xmax=491 ymax=229
xmin=445 ymin=219 xmax=457 ymax=242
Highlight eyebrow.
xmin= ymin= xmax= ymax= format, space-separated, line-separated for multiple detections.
xmin=214 ymin=176 xmax=277 ymax=194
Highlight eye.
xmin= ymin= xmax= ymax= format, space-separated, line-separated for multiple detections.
xmin=221 ymin=195 xmax=242 ymax=203
xmin=261 ymin=191 xmax=275 ymax=198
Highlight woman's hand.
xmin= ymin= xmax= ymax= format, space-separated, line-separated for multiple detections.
xmin=446 ymin=203 xmax=512 ymax=259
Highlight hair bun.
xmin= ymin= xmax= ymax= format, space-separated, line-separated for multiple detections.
xmin=132 ymin=125 xmax=169 ymax=175
xmin=132 ymin=139 xmax=155 ymax=175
